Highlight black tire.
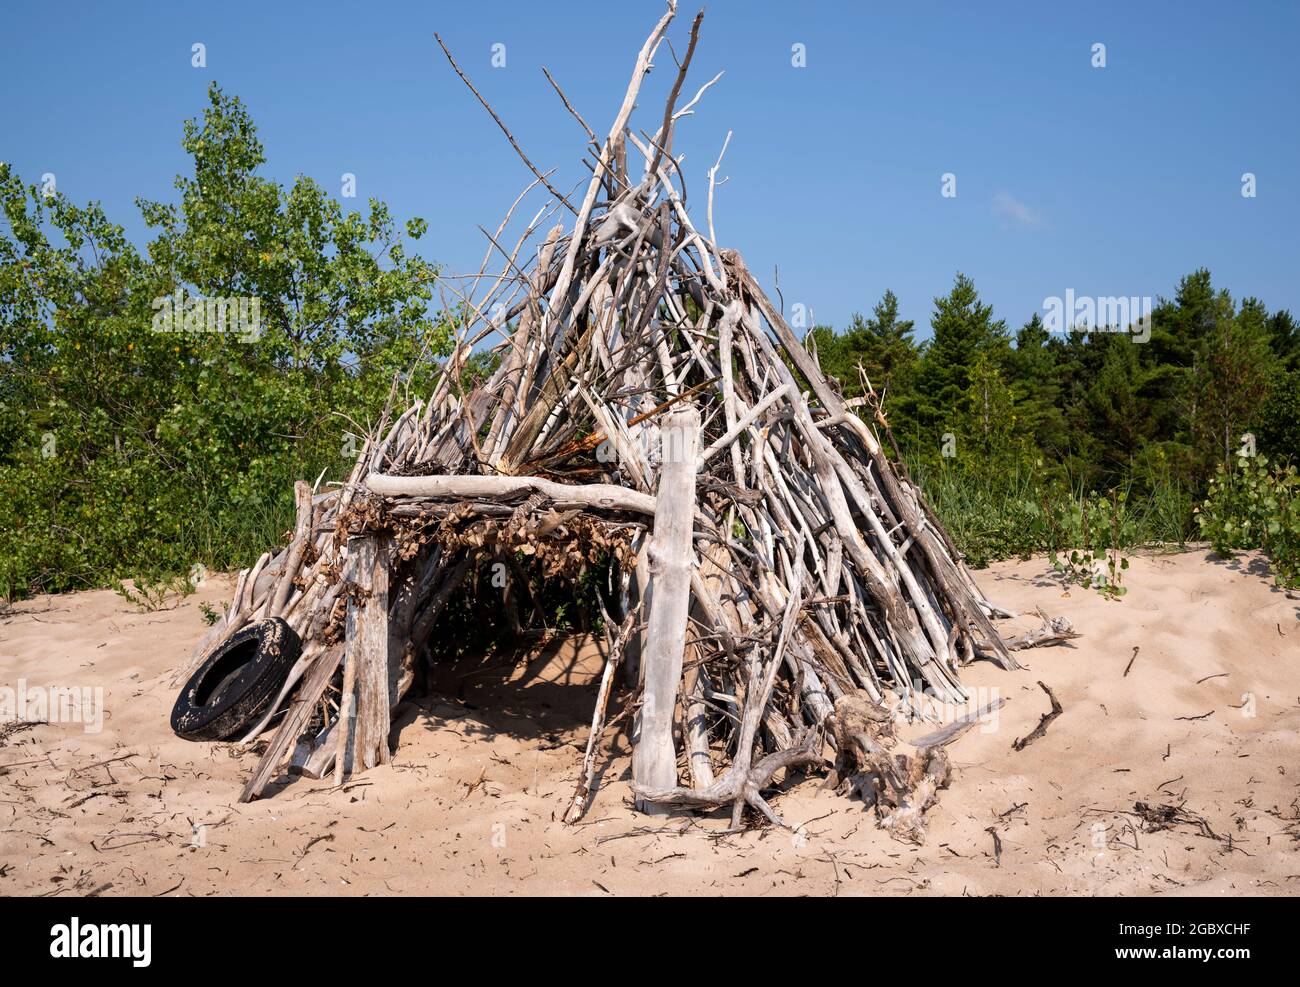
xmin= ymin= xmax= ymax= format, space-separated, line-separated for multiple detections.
xmin=171 ymin=617 xmax=301 ymax=742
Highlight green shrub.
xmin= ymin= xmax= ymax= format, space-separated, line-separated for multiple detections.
xmin=0 ymin=84 xmax=450 ymax=600
xmin=1196 ymin=453 xmax=1300 ymax=588
xmin=1044 ymin=490 xmax=1132 ymax=599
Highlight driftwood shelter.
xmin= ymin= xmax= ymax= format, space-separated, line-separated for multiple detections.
xmin=176 ymin=2 xmax=1071 ymax=842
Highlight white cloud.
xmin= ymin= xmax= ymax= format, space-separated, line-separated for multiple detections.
xmin=992 ymin=191 xmax=1047 ymax=230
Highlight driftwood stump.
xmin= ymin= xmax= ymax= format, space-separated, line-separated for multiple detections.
xmin=827 ymin=692 xmax=953 ymax=845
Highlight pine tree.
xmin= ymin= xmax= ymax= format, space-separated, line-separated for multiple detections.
xmin=1076 ymin=335 xmax=1149 ymax=481
xmin=1266 ymin=309 xmax=1299 ymax=370
xmin=913 ymin=273 xmax=1007 ymax=435
xmin=856 ymin=289 xmax=917 ymax=393
xmin=1194 ymin=295 xmax=1278 ymax=466
xmin=1011 ymin=314 xmax=1068 ymax=455
xmin=807 ymin=290 xmax=917 ymax=399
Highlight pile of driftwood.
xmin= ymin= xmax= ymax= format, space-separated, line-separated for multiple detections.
xmin=178 ymin=1 xmax=1069 ymax=842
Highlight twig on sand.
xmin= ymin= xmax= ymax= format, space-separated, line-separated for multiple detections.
xmin=1133 ymin=800 xmax=1220 ymax=841
xmin=1012 ymin=682 xmax=1063 ymax=752
xmin=1123 ymin=646 xmax=1140 ymax=677
xmin=984 ymin=826 xmax=1002 ymax=866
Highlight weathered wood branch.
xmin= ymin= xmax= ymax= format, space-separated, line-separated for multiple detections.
xmin=632 ymin=405 xmax=700 ymax=814
xmin=364 ymin=473 xmax=656 ymax=516
xmin=1003 ymin=608 xmax=1080 ymax=650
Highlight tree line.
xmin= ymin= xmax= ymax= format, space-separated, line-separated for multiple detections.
xmin=810 ymin=272 xmax=1298 ymax=494
xmin=3 ymin=83 xmax=1296 ymax=599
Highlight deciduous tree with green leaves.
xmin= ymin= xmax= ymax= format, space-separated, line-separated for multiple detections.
xmin=0 ymin=84 xmax=451 ymax=598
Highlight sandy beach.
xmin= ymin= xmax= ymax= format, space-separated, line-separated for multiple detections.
xmin=1 ymin=548 xmax=1297 ymax=897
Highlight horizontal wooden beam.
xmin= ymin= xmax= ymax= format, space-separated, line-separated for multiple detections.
xmin=365 ymin=472 xmax=656 ymax=515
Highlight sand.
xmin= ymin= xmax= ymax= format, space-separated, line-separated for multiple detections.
xmin=1 ymin=548 xmax=1297 ymax=897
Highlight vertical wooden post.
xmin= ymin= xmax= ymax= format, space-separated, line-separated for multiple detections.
xmin=622 ymin=534 xmax=651 ymax=687
xmin=269 ymin=481 xmax=314 ymax=618
xmin=633 ymin=405 xmax=700 ymax=814
xmin=337 ymin=534 xmax=392 ymax=780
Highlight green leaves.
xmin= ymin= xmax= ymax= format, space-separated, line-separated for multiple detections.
xmin=1045 ymin=490 xmax=1133 ymax=600
xmin=1196 ymin=455 xmax=1300 ymax=589
xmin=912 ymin=273 xmax=1010 ymax=431
xmin=0 ymin=83 xmax=452 ymax=598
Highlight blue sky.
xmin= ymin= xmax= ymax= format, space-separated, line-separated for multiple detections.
xmin=3 ymin=0 xmax=1297 ymax=339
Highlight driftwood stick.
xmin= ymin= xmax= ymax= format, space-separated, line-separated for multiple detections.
xmin=907 ymin=697 xmax=1006 ymax=749
xmin=343 ymin=535 xmax=392 ymax=775
xmin=632 ymin=404 xmax=700 ymax=814
xmin=293 ymin=720 xmax=338 ymax=780
xmin=1124 ymin=645 xmax=1141 ymax=677
xmin=434 ymin=34 xmax=578 ymax=215
xmin=269 ymin=481 xmax=314 ymax=618
xmin=240 ymin=645 xmax=344 ymax=802
xmin=565 ymin=607 xmax=635 ymax=824
xmin=1013 ymin=681 xmax=1063 ymax=752
xmin=334 ymin=635 xmax=360 ymax=786
xmin=1002 ymin=608 xmax=1080 ymax=650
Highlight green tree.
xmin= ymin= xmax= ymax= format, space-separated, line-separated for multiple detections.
xmin=1256 ymin=369 xmax=1300 ymax=462
xmin=1076 ymin=334 xmax=1149 ymax=478
xmin=962 ymin=349 xmax=1018 ymax=457
xmin=1266 ymin=309 xmax=1299 ymax=370
xmin=852 ymin=289 xmax=917 ymax=394
xmin=1010 ymin=313 xmax=1068 ymax=455
xmin=912 ymin=273 xmax=1008 ymax=437
xmin=1192 ymin=295 xmax=1277 ymax=467
xmin=809 ymin=289 xmax=918 ymax=433
xmin=0 ymin=84 xmax=450 ymax=597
